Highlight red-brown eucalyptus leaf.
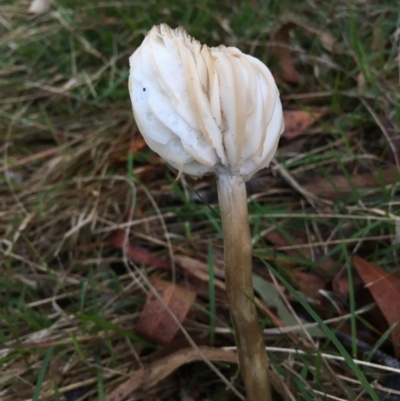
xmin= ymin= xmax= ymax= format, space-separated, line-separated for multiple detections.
xmin=271 ymin=23 xmax=301 ymax=84
xmin=353 ymin=255 xmax=400 ymax=356
xmin=135 ymin=277 xmax=196 ymax=346
xmin=109 ymin=229 xmax=171 ymax=270
xmin=283 ymin=110 xmax=324 ymax=139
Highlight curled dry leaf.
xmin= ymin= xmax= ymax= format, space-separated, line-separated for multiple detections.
xmin=283 ymin=110 xmax=324 ymax=139
xmin=135 ymin=277 xmax=197 ymax=346
xmin=109 ymin=229 xmax=171 ymax=270
xmin=271 ymin=23 xmax=300 ymax=84
xmin=105 ymin=346 xmax=288 ymax=401
xmin=353 ymin=255 xmax=400 ymax=357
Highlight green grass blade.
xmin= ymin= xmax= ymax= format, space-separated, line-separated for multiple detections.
xmin=32 ymin=346 xmax=54 ymax=401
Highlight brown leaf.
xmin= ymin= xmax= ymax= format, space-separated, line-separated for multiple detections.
xmin=332 ymin=277 xmax=350 ymax=297
xmin=332 ymin=275 xmax=364 ymax=298
xmin=129 ymin=137 xmax=148 ymax=153
xmin=109 ymin=230 xmax=171 ymax=270
xmin=353 ymin=255 xmax=400 ymax=357
xmin=271 ymin=23 xmax=300 ymax=84
xmin=283 ymin=110 xmax=324 ymax=139
xmin=292 ymin=271 xmax=325 ymax=298
xmin=105 ymin=346 xmax=288 ymax=401
xmin=302 ymin=167 xmax=400 ymax=200
xmin=135 ymin=277 xmax=197 ymax=346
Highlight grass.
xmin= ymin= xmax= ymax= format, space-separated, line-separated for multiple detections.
xmin=1 ymin=0 xmax=400 ymax=400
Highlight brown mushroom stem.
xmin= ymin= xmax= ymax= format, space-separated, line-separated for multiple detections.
xmin=217 ymin=174 xmax=271 ymax=401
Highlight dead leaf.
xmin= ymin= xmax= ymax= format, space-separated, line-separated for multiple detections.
xmin=332 ymin=274 xmax=364 ymax=298
xmin=302 ymin=167 xmax=400 ymax=200
xmin=353 ymin=255 xmax=400 ymax=357
xmin=135 ymin=277 xmax=197 ymax=346
xmin=109 ymin=230 xmax=171 ymax=270
xmin=283 ymin=110 xmax=324 ymax=139
xmin=105 ymin=346 xmax=288 ymax=401
xmin=271 ymin=23 xmax=301 ymax=84
xmin=28 ymin=0 xmax=52 ymax=14
xmin=129 ymin=137 xmax=147 ymax=153
xmin=292 ymin=271 xmax=325 ymax=298
xmin=332 ymin=277 xmax=350 ymax=297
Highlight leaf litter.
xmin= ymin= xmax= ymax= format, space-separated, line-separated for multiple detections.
xmin=135 ymin=277 xmax=197 ymax=347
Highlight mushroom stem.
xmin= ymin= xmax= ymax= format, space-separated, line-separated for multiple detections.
xmin=217 ymin=174 xmax=271 ymax=401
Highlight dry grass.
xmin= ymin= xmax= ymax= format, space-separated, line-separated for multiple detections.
xmin=1 ymin=1 xmax=400 ymax=400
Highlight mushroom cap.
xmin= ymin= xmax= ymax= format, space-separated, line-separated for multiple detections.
xmin=129 ymin=24 xmax=284 ymax=181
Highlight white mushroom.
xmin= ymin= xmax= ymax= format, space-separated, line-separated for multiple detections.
xmin=129 ymin=24 xmax=284 ymax=401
